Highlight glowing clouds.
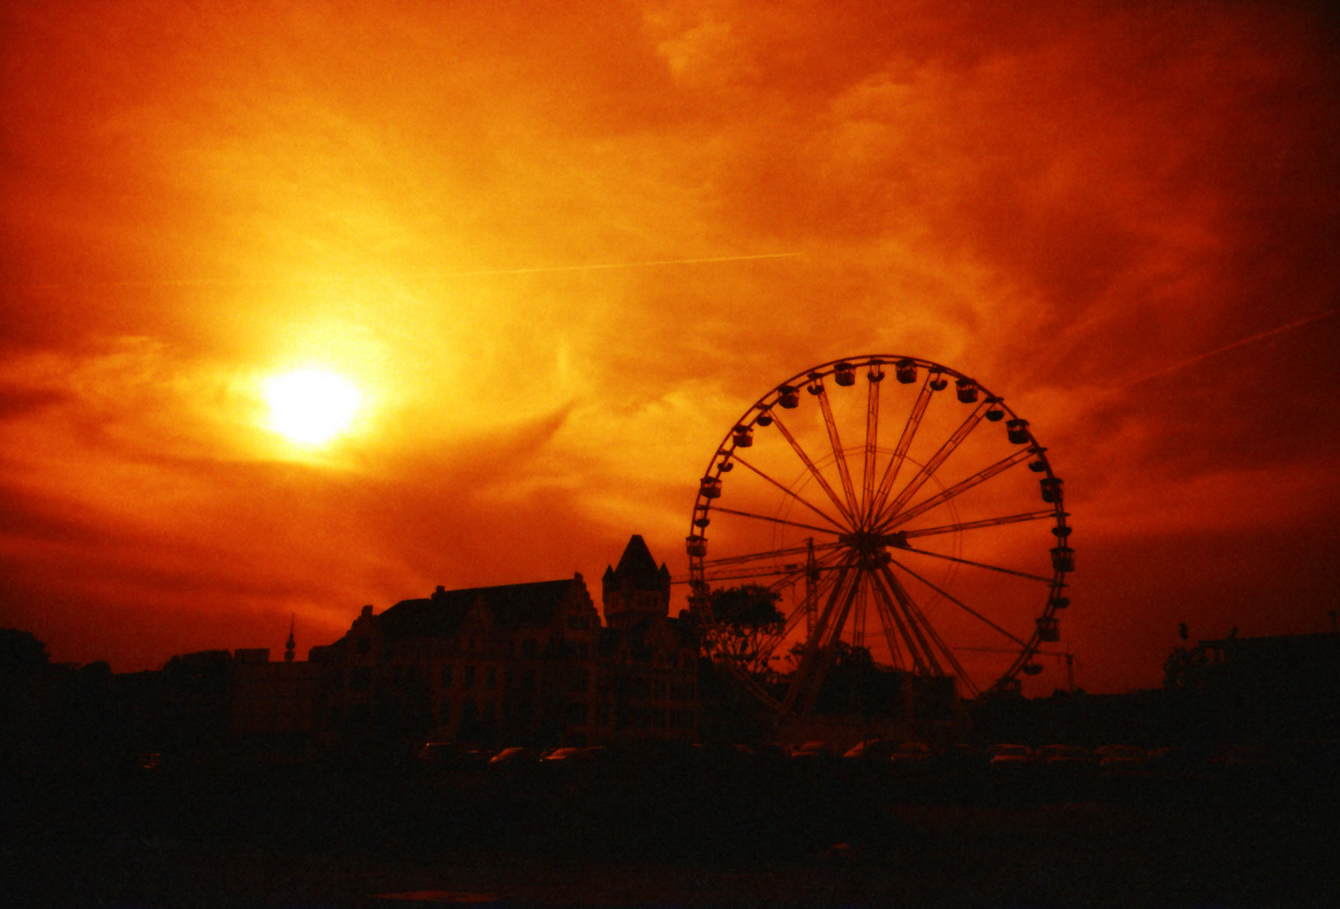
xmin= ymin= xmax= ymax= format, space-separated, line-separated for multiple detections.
xmin=263 ymin=369 xmax=361 ymax=445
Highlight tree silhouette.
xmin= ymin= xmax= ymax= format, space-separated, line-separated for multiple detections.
xmin=0 ymin=628 xmax=48 ymax=669
xmin=705 ymin=585 xmax=785 ymax=678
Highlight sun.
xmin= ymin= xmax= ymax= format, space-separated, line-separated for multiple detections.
xmin=263 ymin=369 xmax=361 ymax=445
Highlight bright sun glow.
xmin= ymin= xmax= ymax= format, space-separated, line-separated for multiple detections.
xmin=263 ymin=369 xmax=361 ymax=445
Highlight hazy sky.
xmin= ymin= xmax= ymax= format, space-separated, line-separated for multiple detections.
xmin=2 ymin=0 xmax=1337 ymax=693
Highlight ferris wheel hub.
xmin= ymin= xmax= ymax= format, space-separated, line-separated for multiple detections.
xmin=689 ymin=353 xmax=1073 ymax=706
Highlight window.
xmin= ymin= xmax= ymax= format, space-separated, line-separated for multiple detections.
xmin=464 ymin=664 xmax=476 ymax=689
xmin=522 ymin=638 xmax=536 ymax=659
xmin=438 ymin=700 xmax=451 ymax=724
xmin=486 ymin=666 xmax=497 ymax=690
xmin=442 ymin=664 xmax=453 ymax=687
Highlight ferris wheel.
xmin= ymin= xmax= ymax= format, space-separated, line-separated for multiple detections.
xmin=686 ymin=356 xmax=1073 ymax=714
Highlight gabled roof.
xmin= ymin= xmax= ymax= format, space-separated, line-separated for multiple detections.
xmin=605 ymin=534 xmax=670 ymax=589
xmin=376 ymin=578 xmax=584 ymax=642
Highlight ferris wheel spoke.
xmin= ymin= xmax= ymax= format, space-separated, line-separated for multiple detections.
xmin=878 ymin=565 xmax=981 ymax=698
xmin=768 ymin=413 xmax=858 ymax=526
xmin=866 ymin=568 xmax=926 ymax=675
xmin=814 ymin=383 xmax=861 ymax=519
xmin=731 ymin=453 xmax=848 ymax=530
xmin=698 ymin=565 xmax=817 ymax=586
xmin=797 ymin=564 xmax=865 ymax=718
xmin=887 ymin=556 xmax=1031 ymax=649
xmin=870 ymin=564 xmax=944 ymax=676
xmin=862 ymin=371 xmax=880 ymax=522
xmin=707 ymin=505 xmax=843 ymax=537
xmin=702 ymin=547 xmax=846 ymax=615
xmin=869 ymin=372 xmax=934 ymax=522
xmin=718 ymin=659 xmax=783 ymax=712
xmin=867 ymin=576 xmax=906 ymax=671
xmin=777 ymin=545 xmax=846 ymax=591
xmin=895 ymin=543 xmax=1056 ymax=584
xmin=760 ymin=592 xmax=827 ymax=666
xmin=777 ymin=549 xmax=847 ymax=648
xmin=878 ymin=401 xmax=991 ymax=527
xmin=692 ymin=354 xmax=1062 ymax=700
xmin=899 ymin=510 xmax=1059 ymax=540
xmin=880 ymin=447 xmax=1036 ymax=532
xmin=782 ymin=557 xmax=856 ymax=716
xmin=701 ymin=540 xmax=843 ymax=570
xmin=767 ymin=547 xmax=847 ymax=595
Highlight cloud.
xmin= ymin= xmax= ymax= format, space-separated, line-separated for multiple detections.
xmin=1 ymin=1 xmax=1337 ymax=687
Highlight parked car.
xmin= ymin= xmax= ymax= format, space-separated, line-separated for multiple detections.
xmin=541 ymin=746 xmax=587 ymax=763
xmin=1093 ymin=744 xmax=1145 ymax=769
xmin=1036 ymin=744 xmax=1093 ymax=768
xmin=416 ymin=742 xmax=492 ymax=769
xmin=987 ymin=743 xmax=1034 ymax=766
xmin=889 ymin=741 xmax=937 ymax=770
xmin=842 ymin=738 xmax=901 ymax=763
xmin=488 ymin=746 xmax=540 ymax=767
xmin=1144 ymin=746 xmax=1198 ymax=772
xmin=789 ymin=740 xmax=841 ymax=770
xmin=1215 ymin=745 xmax=1272 ymax=769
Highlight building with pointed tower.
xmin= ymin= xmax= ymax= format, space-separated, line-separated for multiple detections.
xmin=228 ymin=616 xmax=322 ymax=737
xmin=597 ymin=535 xmax=699 ymax=742
xmin=312 ymin=574 xmax=601 ymax=747
xmin=601 ymin=535 xmax=672 ymax=630
xmin=306 ymin=535 xmax=700 ymax=748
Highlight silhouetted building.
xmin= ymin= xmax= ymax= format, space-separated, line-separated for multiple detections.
xmin=1193 ymin=631 xmax=1340 ymax=740
xmin=310 ymin=536 xmax=698 ymax=747
xmin=312 ymin=574 xmax=598 ymax=746
xmin=598 ymin=535 xmax=699 ymax=740
xmin=601 ymin=534 xmax=672 ymax=630
xmin=230 ymin=648 xmax=322 ymax=737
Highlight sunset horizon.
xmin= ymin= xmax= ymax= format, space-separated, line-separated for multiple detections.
xmin=3 ymin=1 xmax=1338 ymax=696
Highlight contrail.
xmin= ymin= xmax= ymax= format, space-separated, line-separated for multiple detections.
xmin=432 ymin=251 xmax=803 ymax=277
xmin=1118 ymin=309 xmax=1336 ymax=390
xmin=6 ymin=252 xmax=802 ymax=291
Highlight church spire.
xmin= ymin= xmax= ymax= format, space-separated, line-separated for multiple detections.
xmin=285 ymin=614 xmax=296 ymax=663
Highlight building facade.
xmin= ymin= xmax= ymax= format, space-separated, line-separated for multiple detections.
xmin=310 ymin=535 xmax=699 ymax=747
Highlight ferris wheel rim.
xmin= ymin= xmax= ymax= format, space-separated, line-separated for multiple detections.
xmin=686 ymin=354 xmax=1072 ymax=701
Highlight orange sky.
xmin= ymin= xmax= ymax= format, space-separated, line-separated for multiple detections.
xmin=2 ymin=1 xmax=1337 ymax=693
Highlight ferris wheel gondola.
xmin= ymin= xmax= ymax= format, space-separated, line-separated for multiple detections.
xmin=687 ymin=356 xmax=1072 ymax=715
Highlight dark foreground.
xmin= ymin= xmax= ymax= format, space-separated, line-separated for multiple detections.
xmin=4 ymin=749 xmax=1337 ymax=908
